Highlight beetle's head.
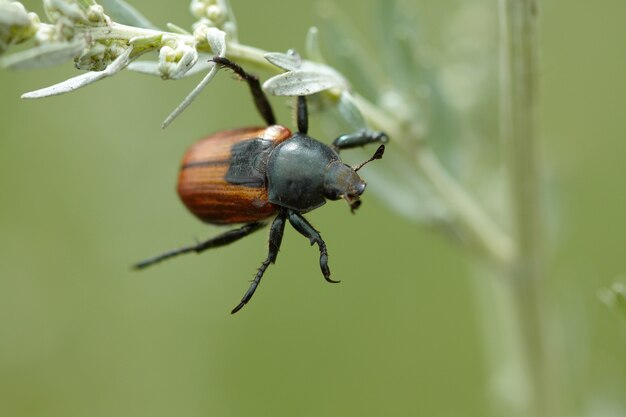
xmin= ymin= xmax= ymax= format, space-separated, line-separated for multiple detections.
xmin=323 ymin=145 xmax=385 ymax=213
xmin=323 ymin=162 xmax=366 ymax=212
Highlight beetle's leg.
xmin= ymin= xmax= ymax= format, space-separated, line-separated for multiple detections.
xmin=211 ymin=56 xmax=276 ymax=126
xmin=297 ymin=95 xmax=308 ymax=134
xmin=287 ymin=210 xmax=339 ymax=284
xmin=133 ymin=222 xmax=266 ymax=270
xmin=332 ymin=130 xmax=388 ymax=152
xmin=232 ymin=211 xmax=287 ymax=314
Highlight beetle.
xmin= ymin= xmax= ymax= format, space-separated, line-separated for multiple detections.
xmin=134 ymin=57 xmax=388 ymax=313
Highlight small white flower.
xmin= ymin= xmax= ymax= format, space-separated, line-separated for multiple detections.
xmin=44 ymin=0 xmax=88 ymax=25
xmin=86 ymin=4 xmax=109 ymax=25
xmin=190 ymin=0 xmax=236 ymax=38
xmin=157 ymin=36 xmax=199 ymax=80
xmin=0 ymin=1 xmax=39 ymax=52
xmin=0 ymin=1 xmax=30 ymax=27
xmin=192 ymin=21 xmax=212 ymax=44
xmin=189 ymin=0 xmax=208 ymax=19
xmin=34 ymin=21 xmax=57 ymax=43
xmin=206 ymin=5 xmax=224 ymax=24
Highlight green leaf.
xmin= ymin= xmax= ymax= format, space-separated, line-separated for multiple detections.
xmin=21 ymin=46 xmax=132 ymax=99
xmin=336 ymin=91 xmax=366 ymax=130
xmin=375 ymin=0 xmax=422 ymax=92
xmin=305 ymin=26 xmax=325 ymax=63
xmin=98 ymin=0 xmax=159 ymax=30
xmin=0 ymin=40 xmax=84 ymax=69
xmin=264 ymin=52 xmax=301 ymax=72
xmin=316 ymin=3 xmax=384 ymax=102
xmin=599 ymin=279 xmax=626 ymax=319
xmin=166 ymin=23 xmax=190 ymax=35
xmin=161 ymin=29 xmax=226 ymax=128
xmin=206 ymin=28 xmax=226 ymax=57
xmin=263 ymin=62 xmax=347 ymax=96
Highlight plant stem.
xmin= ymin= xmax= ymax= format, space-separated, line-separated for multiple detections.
xmin=227 ymin=42 xmax=274 ymax=68
xmin=498 ymin=0 xmax=553 ymax=416
xmin=352 ymin=92 xmax=515 ymax=265
xmin=416 ymin=148 xmax=515 ymax=265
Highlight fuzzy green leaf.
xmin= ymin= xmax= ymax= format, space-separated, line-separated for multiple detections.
xmin=0 ymin=40 xmax=84 ymax=69
xmin=263 ymin=63 xmax=347 ymax=96
xmin=98 ymin=0 xmax=158 ymax=29
xmin=206 ymin=28 xmax=226 ymax=57
xmin=305 ymin=26 xmax=325 ymax=63
xmin=161 ymin=29 xmax=226 ymax=128
xmin=264 ymin=52 xmax=301 ymax=72
xmin=336 ymin=91 xmax=366 ymax=129
xmin=21 ymin=46 xmax=132 ymax=98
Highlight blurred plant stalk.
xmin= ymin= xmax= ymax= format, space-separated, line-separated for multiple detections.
xmin=493 ymin=0 xmax=556 ymax=416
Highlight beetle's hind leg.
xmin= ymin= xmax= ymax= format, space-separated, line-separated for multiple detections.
xmin=287 ymin=210 xmax=339 ymax=284
xmin=211 ymin=56 xmax=276 ymax=126
xmin=231 ymin=211 xmax=287 ymax=314
xmin=133 ymin=222 xmax=266 ymax=270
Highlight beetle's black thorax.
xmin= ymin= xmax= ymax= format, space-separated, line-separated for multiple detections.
xmin=266 ymin=133 xmax=340 ymax=212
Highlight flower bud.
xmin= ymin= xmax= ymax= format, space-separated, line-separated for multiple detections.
xmin=0 ymin=2 xmax=40 ymax=52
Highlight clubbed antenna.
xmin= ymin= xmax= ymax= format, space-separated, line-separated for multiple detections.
xmin=354 ymin=145 xmax=385 ymax=172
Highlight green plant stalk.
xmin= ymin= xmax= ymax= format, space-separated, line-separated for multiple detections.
xmin=351 ymin=93 xmax=515 ymax=265
xmin=497 ymin=0 xmax=554 ymax=416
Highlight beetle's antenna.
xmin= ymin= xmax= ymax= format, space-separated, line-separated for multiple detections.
xmin=354 ymin=145 xmax=385 ymax=172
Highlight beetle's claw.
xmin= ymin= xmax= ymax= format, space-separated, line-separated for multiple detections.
xmin=325 ymin=276 xmax=341 ymax=284
xmin=231 ymin=302 xmax=245 ymax=314
xmin=320 ymin=255 xmax=338 ymax=283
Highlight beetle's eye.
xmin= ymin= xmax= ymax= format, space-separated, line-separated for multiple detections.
xmin=325 ymin=188 xmax=343 ymax=200
xmin=354 ymin=181 xmax=366 ymax=196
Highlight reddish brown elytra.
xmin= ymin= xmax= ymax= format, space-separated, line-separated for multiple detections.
xmin=177 ymin=125 xmax=292 ymax=225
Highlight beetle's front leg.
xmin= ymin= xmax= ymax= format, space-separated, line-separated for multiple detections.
xmin=287 ymin=210 xmax=339 ymax=284
xmin=296 ymin=95 xmax=308 ymax=134
xmin=332 ymin=130 xmax=388 ymax=152
xmin=231 ymin=211 xmax=287 ymax=314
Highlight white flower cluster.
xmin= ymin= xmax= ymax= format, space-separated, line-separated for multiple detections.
xmin=189 ymin=0 xmax=236 ymax=40
xmin=0 ymin=1 xmax=40 ymax=52
xmin=158 ymin=35 xmax=199 ymax=80
xmin=43 ymin=0 xmax=109 ymax=26
xmin=0 ymin=0 xmax=233 ymax=126
xmin=190 ymin=0 xmax=225 ymax=23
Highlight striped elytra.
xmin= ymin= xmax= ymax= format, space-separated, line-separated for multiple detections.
xmin=177 ymin=125 xmax=292 ymax=224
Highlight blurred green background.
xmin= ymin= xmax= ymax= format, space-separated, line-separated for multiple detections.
xmin=1 ymin=1 xmax=625 ymax=416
